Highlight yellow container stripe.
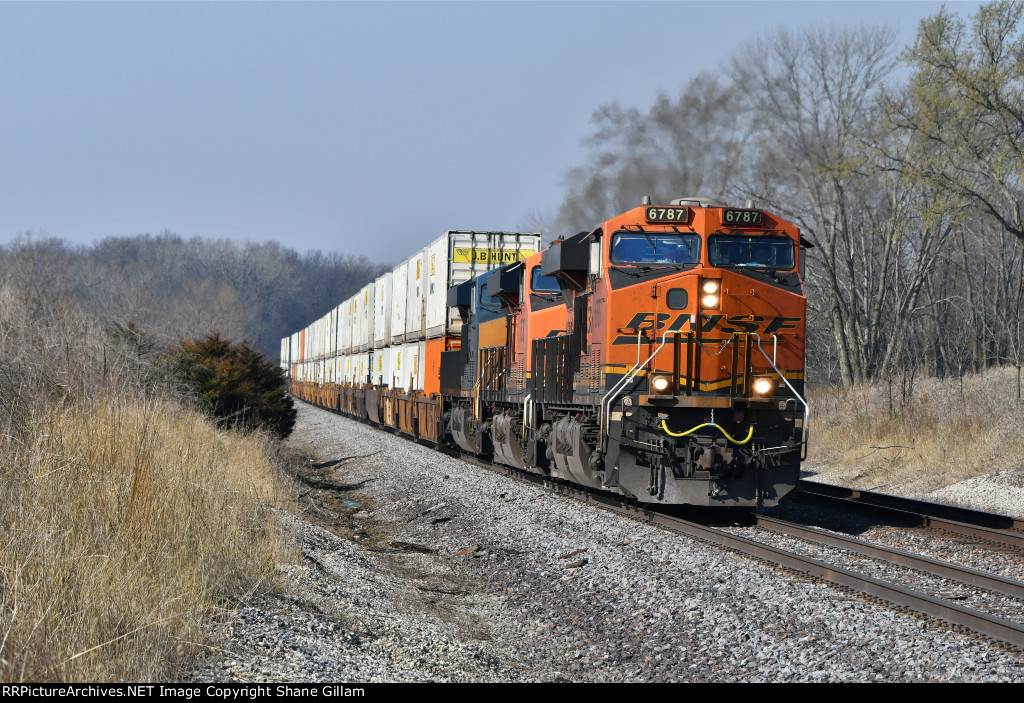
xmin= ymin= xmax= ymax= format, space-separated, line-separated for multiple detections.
xmin=452 ymin=248 xmax=535 ymax=264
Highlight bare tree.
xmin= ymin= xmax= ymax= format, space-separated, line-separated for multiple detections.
xmin=555 ymin=72 xmax=754 ymax=234
xmin=730 ymin=25 xmax=956 ymax=385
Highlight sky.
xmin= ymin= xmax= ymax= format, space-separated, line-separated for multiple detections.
xmin=0 ymin=1 xmax=985 ymax=264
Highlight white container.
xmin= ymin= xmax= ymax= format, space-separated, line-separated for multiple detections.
xmin=387 ymin=344 xmax=402 ymax=390
xmin=354 ymin=292 xmax=365 ymax=353
xmin=405 ymin=247 xmax=427 ymax=342
xmin=356 ymin=352 xmax=370 ymax=385
xmin=349 ymin=295 xmax=359 ymax=352
xmin=365 ymin=284 xmax=376 ymax=351
xmin=323 ymin=313 xmax=332 ymax=359
xmin=354 ymin=291 xmax=364 ymax=352
xmin=337 ymin=302 xmax=350 ymax=358
xmin=316 ymin=315 xmax=327 ymax=359
xmin=338 ymin=298 xmax=350 ymax=354
xmin=337 ymin=354 xmax=348 ymax=384
xmin=373 ymin=272 xmax=393 ymax=349
xmin=392 ymin=341 xmax=426 ymax=392
xmin=371 ymin=347 xmax=391 ymax=386
xmin=328 ymin=307 xmax=337 ymax=358
xmin=424 ymin=231 xmax=541 ymax=339
xmin=356 ymin=282 xmax=375 ymax=352
xmin=391 ymin=260 xmax=408 ymax=344
xmin=349 ymin=296 xmax=359 ymax=353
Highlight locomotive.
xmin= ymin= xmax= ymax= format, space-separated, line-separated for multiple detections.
xmin=283 ymin=196 xmax=808 ymax=507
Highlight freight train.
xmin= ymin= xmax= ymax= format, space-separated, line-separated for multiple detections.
xmin=282 ymin=196 xmax=809 ymax=507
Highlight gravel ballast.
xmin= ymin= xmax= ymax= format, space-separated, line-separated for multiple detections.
xmin=191 ymin=403 xmax=1024 ymax=682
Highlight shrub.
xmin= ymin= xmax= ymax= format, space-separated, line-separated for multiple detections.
xmin=174 ymin=333 xmax=296 ymax=438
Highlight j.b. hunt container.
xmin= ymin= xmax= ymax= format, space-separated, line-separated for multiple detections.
xmin=422 ymin=231 xmax=541 ymax=341
xmin=386 ymin=231 xmax=539 ymax=346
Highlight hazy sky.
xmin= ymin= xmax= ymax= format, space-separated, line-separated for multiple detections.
xmin=0 ymin=1 xmax=983 ymax=264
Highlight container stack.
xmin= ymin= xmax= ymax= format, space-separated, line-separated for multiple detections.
xmin=282 ymin=230 xmax=541 ymax=396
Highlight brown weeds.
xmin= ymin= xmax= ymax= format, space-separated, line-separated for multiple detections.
xmin=0 ymin=393 xmax=290 ymax=681
xmin=807 ymin=367 xmax=1024 ymax=493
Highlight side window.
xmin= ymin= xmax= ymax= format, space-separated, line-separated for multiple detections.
xmin=530 ymin=267 xmax=559 ymax=293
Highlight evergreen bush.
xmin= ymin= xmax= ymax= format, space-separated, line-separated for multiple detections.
xmin=175 ymin=333 xmax=296 ymax=438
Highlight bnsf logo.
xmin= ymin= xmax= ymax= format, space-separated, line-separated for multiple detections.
xmin=612 ymin=312 xmax=801 ymax=345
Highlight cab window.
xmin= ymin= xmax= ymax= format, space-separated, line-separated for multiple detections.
xmin=530 ymin=267 xmax=559 ymax=293
xmin=610 ymin=232 xmax=701 ymax=265
xmin=478 ymin=280 xmax=502 ymax=312
xmin=473 ymin=276 xmax=501 ymax=317
xmin=708 ymin=236 xmax=795 ymax=270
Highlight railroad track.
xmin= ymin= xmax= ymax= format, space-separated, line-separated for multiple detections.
xmin=736 ymin=515 xmax=1024 ymax=646
xmin=796 ymin=479 xmax=1024 ymax=552
xmin=446 ymin=449 xmax=1024 ymax=650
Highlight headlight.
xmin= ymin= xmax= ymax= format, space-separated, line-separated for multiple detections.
xmin=651 ymin=375 xmax=671 ymax=393
xmin=753 ymin=377 xmax=773 ymax=395
xmin=701 ymin=279 xmax=721 ymax=309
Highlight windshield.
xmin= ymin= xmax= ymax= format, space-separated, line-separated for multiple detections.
xmin=530 ymin=266 xmax=559 ymax=293
xmin=610 ymin=232 xmax=701 ymax=265
xmin=708 ymin=235 xmax=795 ymax=270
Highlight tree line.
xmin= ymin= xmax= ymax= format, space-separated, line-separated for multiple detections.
xmin=554 ymin=1 xmax=1024 ymax=389
xmin=0 ymin=232 xmax=386 ymax=359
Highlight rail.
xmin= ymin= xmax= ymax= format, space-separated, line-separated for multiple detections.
xmin=798 ymin=480 xmax=1024 ymax=549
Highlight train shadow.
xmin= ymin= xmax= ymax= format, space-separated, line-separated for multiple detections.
xmin=761 ymin=493 xmax=922 ymax=536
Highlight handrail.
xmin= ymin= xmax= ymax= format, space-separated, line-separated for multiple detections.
xmin=599 ymin=329 xmax=683 ymax=446
xmin=598 ymin=329 xmax=642 ymax=441
xmin=484 ymin=368 xmax=505 ymax=391
xmin=751 ymin=333 xmax=809 ymax=449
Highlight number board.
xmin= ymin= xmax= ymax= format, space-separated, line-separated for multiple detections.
xmin=645 ymin=206 xmax=690 ymax=223
xmin=722 ymin=208 xmax=765 ymax=226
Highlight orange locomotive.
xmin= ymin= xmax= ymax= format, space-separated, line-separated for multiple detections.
xmin=441 ymin=197 xmax=808 ymax=506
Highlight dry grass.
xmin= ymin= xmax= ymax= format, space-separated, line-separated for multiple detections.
xmin=806 ymin=366 xmax=1024 ymax=493
xmin=0 ymin=392 xmax=291 ymax=682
